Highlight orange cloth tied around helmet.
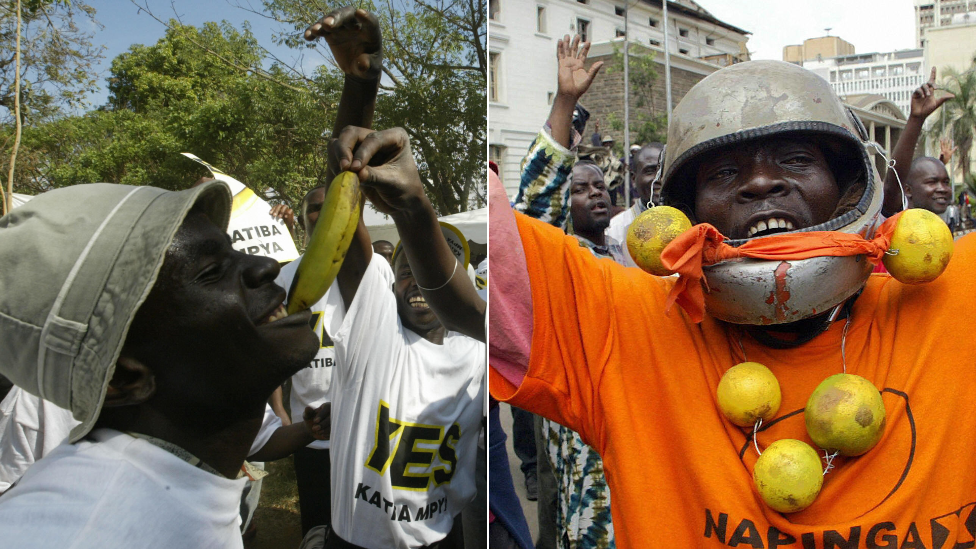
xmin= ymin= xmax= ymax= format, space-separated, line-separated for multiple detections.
xmin=659 ymin=212 xmax=902 ymax=323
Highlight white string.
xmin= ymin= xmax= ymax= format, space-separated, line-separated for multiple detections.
xmin=840 ymin=313 xmax=853 ymax=374
xmin=867 ymin=141 xmax=908 ymax=212
xmin=736 ymin=331 xmax=748 ymax=363
xmin=822 ymin=450 xmax=839 ymax=475
xmin=753 ymin=418 xmax=763 ymax=456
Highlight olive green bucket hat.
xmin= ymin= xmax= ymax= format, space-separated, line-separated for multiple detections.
xmin=0 ymin=181 xmax=231 ymax=442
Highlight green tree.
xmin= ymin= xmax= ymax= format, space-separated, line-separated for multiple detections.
xmin=3 ymin=21 xmax=336 ymax=208
xmin=939 ymin=64 xmax=976 ymax=186
xmin=604 ymin=43 xmax=667 ymax=156
xmin=0 ymin=0 xmax=103 ymax=123
xmin=259 ymin=0 xmax=487 ymax=214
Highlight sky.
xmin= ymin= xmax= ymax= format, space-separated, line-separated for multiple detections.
xmin=699 ymin=0 xmax=918 ymax=60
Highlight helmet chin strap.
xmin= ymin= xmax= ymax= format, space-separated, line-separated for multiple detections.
xmin=742 ymin=290 xmax=860 ymax=350
xmin=866 ymin=141 xmax=908 ymax=212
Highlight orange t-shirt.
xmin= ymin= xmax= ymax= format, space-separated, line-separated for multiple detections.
xmin=490 ymin=212 xmax=976 ymax=548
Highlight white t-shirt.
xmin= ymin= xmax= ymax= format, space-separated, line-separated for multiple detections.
xmin=248 ymin=404 xmax=284 ymax=457
xmin=276 ymin=257 xmax=344 ymax=450
xmin=328 ymin=255 xmax=486 ymax=549
xmin=0 ymin=428 xmax=247 ymax=548
xmin=606 ymin=206 xmax=638 ymax=267
xmin=0 ymin=386 xmax=79 ymax=493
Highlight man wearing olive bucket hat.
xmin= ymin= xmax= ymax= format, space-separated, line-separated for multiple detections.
xmin=0 ymin=181 xmax=321 ymax=548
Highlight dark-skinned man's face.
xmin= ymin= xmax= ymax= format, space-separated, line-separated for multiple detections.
xmin=634 ymin=145 xmax=664 ymax=206
xmin=694 ymin=137 xmax=840 ymax=240
xmin=393 ymin=253 xmax=442 ymax=335
xmin=570 ymin=164 xmax=612 ymax=236
xmin=122 ymin=212 xmax=318 ymax=418
xmin=907 ymin=159 xmax=951 ymax=215
xmin=373 ymin=241 xmax=395 ymax=265
xmin=301 ymin=187 xmax=326 ymax=242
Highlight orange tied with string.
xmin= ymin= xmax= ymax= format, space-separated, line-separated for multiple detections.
xmin=659 ymin=212 xmax=902 ymax=323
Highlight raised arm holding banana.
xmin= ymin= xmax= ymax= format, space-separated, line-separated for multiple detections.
xmin=313 ymin=127 xmax=486 ymax=548
xmin=264 ymin=6 xmax=385 ymax=537
xmin=332 ymin=126 xmax=487 ymax=342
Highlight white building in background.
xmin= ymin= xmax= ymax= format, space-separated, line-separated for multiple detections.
xmin=488 ymin=0 xmax=749 ymax=197
xmin=914 ymin=0 xmax=976 ymax=47
xmin=804 ymin=50 xmax=927 ymax=118
xmin=924 ymin=17 xmax=976 ymax=74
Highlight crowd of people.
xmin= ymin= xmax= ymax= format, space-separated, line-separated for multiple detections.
xmin=0 ymin=6 xmax=486 ymax=549
xmin=488 ymin=24 xmax=976 ymax=549
xmin=2 ymin=6 xmax=974 ymax=548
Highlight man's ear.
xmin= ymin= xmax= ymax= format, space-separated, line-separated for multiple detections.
xmin=103 ymin=356 xmax=156 ymax=407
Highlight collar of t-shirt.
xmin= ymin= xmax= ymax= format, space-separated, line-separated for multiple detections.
xmin=574 ymin=235 xmax=611 ymax=258
xmin=124 ymin=431 xmax=226 ymax=478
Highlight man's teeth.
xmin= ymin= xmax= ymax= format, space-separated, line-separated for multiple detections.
xmin=264 ymin=304 xmax=288 ymax=324
xmin=747 ymin=218 xmax=795 ymax=237
xmin=409 ymin=296 xmax=429 ymax=309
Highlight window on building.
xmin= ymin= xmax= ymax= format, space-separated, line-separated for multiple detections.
xmin=489 ymin=52 xmax=501 ymax=102
xmin=537 ymin=5 xmax=546 ymax=33
xmin=489 ymin=145 xmax=506 ymax=179
xmin=679 ymin=48 xmax=689 ymax=54
xmin=706 ymin=37 xmax=715 ymax=46
xmin=577 ymin=0 xmax=588 ymax=4
xmin=615 ymin=5 xmax=625 ymax=16
xmin=577 ymin=18 xmax=590 ymax=42
xmin=679 ymin=27 xmax=689 ymax=37
xmin=616 ymin=28 xmax=626 ymax=37
xmin=649 ymin=39 xmax=661 ymax=46
xmin=489 ymin=0 xmax=500 ymax=20
xmin=649 ymin=17 xmax=658 ymax=27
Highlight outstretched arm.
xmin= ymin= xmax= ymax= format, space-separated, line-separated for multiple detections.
xmin=247 ymin=403 xmax=331 ymax=462
xmin=304 ymin=6 xmax=382 ymax=309
xmin=882 ymin=67 xmax=954 ymax=216
xmin=333 ymin=126 xmax=486 ymax=342
xmin=305 ymin=6 xmax=383 ymax=180
xmin=514 ymin=35 xmax=602 ymax=228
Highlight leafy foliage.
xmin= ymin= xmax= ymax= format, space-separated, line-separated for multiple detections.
xmin=0 ymin=0 xmax=103 ymax=123
xmin=938 ymin=63 xmax=976 ymax=184
xmin=3 ymin=22 xmax=338 ymax=207
xmin=604 ymin=43 xmax=667 ymax=156
xmin=259 ymin=0 xmax=487 ymax=214
xmin=3 ymin=3 xmax=485 ymax=215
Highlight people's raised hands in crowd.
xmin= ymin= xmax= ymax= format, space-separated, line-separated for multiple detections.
xmin=269 ymin=204 xmax=296 ymax=238
xmin=940 ymin=136 xmax=958 ymax=166
xmin=548 ymin=35 xmax=602 ymax=148
xmin=556 ymin=34 xmax=603 ymax=103
xmin=305 ymin=6 xmax=382 ymax=81
xmin=304 ymin=402 xmax=332 ymax=441
xmin=331 ymin=126 xmax=424 ymax=217
xmin=910 ymin=67 xmax=954 ymax=120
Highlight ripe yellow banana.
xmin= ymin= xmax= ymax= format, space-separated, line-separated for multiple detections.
xmin=287 ymin=171 xmax=361 ymax=314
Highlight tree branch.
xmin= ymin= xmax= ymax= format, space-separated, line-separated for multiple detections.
xmin=130 ymin=0 xmax=309 ymax=94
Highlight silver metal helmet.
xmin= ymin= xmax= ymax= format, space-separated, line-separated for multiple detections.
xmin=660 ymin=60 xmax=882 ymax=325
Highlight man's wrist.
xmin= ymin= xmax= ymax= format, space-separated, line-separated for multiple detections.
xmin=390 ymin=192 xmax=433 ymax=224
xmin=345 ymin=71 xmax=382 ymax=86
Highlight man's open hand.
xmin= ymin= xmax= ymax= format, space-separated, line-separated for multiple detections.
xmin=556 ymin=35 xmax=603 ymax=102
xmin=305 ymin=6 xmax=382 ymax=81
xmin=304 ymin=402 xmax=332 ymax=441
xmin=910 ymin=67 xmax=954 ymax=120
xmin=331 ymin=126 xmax=425 ymax=216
